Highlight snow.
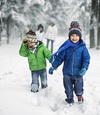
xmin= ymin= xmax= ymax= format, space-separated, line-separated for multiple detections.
xmin=0 ymin=37 xmax=100 ymax=115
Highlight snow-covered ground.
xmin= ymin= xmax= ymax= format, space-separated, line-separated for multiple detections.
xmin=0 ymin=38 xmax=100 ymax=115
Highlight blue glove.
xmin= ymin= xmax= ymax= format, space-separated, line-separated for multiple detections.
xmin=49 ymin=67 xmax=55 ymax=75
xmin=79 ymin=68 xmax=86 ymax=76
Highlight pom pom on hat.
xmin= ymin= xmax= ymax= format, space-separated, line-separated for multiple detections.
xmin=68 ymin=21 xmax=82 ymax=39
xmin=26 ymin=29 xmax=37 ymax=38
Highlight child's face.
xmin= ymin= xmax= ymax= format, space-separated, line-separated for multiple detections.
xmin=28 ymin=41 xmax=36 ymax=48
xmin=39 ymin=28 xmax=42 ymax=31
xmin=70 ymin=34 xmax=80 ymax=43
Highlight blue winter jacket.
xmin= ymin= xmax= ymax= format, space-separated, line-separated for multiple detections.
xmin=52 ymin=40 xmax=90 ymax=76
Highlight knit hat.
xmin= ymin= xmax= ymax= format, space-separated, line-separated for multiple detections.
xmin=68 ymin=21 xmax=82 ymax=39
xmin=26 ymin=29 xmax=37 ymax=42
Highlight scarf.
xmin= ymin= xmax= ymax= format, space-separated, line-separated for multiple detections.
xmin=49 ymin=39 xmax=79 ymax=63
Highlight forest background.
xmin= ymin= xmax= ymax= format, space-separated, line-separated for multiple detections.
xmin=0 ymin=0 xmax=100 ymax=49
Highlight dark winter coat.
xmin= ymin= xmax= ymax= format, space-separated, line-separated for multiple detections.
xmin=19 ymin=41 xmax=52 ymax=71
xmin=52 ymin=40 xmax=90 ymax=76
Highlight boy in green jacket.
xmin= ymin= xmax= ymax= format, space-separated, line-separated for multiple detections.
xmin=19 ymin=29 xmax=52 ymax=93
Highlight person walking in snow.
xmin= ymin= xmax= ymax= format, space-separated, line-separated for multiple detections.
xmin=19 ymin=29 xmax=52 ymax=93
xmin=48 ymin=21 xmax=90 ymax=104
xmin=45 ymin=22 xmax=58 ymax=53
xmin=36 ymin=24 xmax=44 ymax=41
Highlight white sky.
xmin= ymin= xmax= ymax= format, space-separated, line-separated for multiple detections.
xmin=0 ymin=37 xmax=100 ymax=115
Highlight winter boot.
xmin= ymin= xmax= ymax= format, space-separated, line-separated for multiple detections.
xmin=77 ymin=96 xmax=84 ymax=103
xmin=31 ymin=84 xmax=39 ymax=93
xmin=42 ymin=84 xmax=47 ymax=89
xmin=65 ymin=98 xmax=74 ymax=104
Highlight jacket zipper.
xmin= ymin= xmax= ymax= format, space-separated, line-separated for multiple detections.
xmin=35 ymin=49 xmax=39 ymax=69
xmin=72 ymin=49 xmax=75 ymax=75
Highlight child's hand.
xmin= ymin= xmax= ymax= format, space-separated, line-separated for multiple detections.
xmin=49 ymin=67 xmax=55 ymax=75
xmin=22 ymin=38 xmax=28 ymax=44
xmin=79 ymin=68 xmax=86 ymax=76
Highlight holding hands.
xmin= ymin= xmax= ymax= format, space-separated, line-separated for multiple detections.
xmin=49 ymin=67 xmax=55 ymax=75
xmin=49 ymin=67 xmax=86 ymax=76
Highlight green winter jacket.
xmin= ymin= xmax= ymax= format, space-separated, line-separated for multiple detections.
xmin=19 ymin=41 xmax=52 ymax=71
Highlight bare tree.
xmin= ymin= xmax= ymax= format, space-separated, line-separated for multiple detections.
xmin=90 ymin=0 xmax=100 ymax=49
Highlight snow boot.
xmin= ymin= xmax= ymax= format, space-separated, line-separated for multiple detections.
xmin=65 ymin=98 xmax=74 ymax=105
xmin=77 ymin=96 xmax=84 ymax=103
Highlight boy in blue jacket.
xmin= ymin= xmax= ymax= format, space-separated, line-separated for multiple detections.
xmin=49 ymin=21 xmax=90 ymax=104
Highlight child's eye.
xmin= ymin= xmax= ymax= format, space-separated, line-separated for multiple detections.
xmin=76 ymin=34 xmax=79 ymax=37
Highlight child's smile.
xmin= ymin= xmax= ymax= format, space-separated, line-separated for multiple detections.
xmin=70 ymin=34 xmax=80 ymax=43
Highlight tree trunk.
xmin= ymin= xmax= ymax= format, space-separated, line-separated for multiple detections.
xmin=6 ymin=16 xmax=11 ymax=44
xmin=90 ymin=0 xmax=95 ymax=48
xmin=89 ymin=13 xmax=95 ymax=48
xmin=0 ymin=27 xmax=1 ymax=46
xmin=90 ymin=28 xmax=95 ymax=48
xmin=97 ymin=0 xmax=100 ymax=49
xmin=96 ymin=26 xmax=100 ymax=49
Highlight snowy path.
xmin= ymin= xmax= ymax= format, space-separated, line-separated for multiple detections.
xmin=0 ymin=39 xmax=100 ymax=115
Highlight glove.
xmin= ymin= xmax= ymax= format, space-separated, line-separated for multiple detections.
xmin=49 ymin=67 xmax=55 ymax=75
xmin=22 ymin=38 xmax=28 ymax=44
xmin=79 ymin=68 xmax=86 ymax=76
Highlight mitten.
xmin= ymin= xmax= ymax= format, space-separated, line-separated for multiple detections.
xmin=49 ymin=67 xmax=55 ymax=75
xmin=22 ymin=38 xmax=28 ymax=44
xmin=79 ymin=68 xmax=86 ymax=76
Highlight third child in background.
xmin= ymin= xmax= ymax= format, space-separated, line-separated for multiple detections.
xmin=36 ymin=24 xmax=44 ymax=42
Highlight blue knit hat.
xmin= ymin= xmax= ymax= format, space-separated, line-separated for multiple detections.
xmin=68 ymin=21 xmax=82 ymax=39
